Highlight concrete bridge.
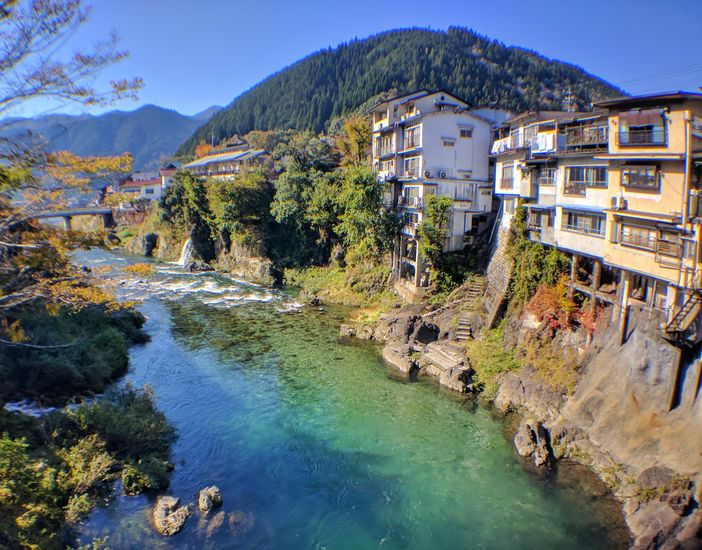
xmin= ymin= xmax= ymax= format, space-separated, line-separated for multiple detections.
xmin=33 ymin=208 xmax=115 ymax=230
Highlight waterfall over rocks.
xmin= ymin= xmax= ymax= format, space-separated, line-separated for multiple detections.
xmin=177 ymin=238 xmax=193 ymax=267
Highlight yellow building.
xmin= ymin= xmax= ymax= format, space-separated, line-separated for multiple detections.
xmin=492 ymin=92 xmax=702 ymax=343
xmin=595 ymin=92 xmax=702 ymax=341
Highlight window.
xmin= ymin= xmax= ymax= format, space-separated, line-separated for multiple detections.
xmin=621 ymin=165 xmax=660 ymax=190
xmin=538 ymin=167 xmax=556 ymax=186
xmin=658 ymin=230 xmax=682 ymax=258
xmin=404 ymin=212 xmax=419 ymax=225
xmin=145 ymin=188 xmax=155 ymax=195
xmin=379 ymin=160 xmax=394 ymax=173
xmin=375 ymin=135 xmax=393 ymax=157
xmin=403 ymin=157 xmax=420 ymax=178
xmin=564 ymin=166 xmax=608 ymax=195
xmin=562 ymin=211 xmax=605 ymax=237
xmin=620 ymin=224 xmax=656 ymax=250
xmin=500 ymin=162 xmax=514 ymax=189
xmin=459 ymin=127 xmax=473 ymax=139
xmin=374 ymin=110 xmax=387 ymax=123
xmin=404 ymin=126 xmax=421 ymax=149
xmin=442 ymin=138 xmax=456 ymax=147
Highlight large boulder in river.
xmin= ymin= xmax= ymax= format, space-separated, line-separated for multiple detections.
xmin=198 ymin=486 xmax=223 ymax=512
xmin=142 ymin=233 xmax=158 ymax=257
xmin=153 ymin=496 xmax=192 ymax=535
xmin=187 ymin=260 xmax=215 ymax=272
xmin=514 ymin=418 xmax=552 ymax=467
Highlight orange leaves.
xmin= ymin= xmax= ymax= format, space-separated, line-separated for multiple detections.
xmin=45 ymin=151 xmax=132 ymax=188
xmin=194 ymin=142 xmax=214 ymax=158
xmin=526 ymin=277 xmax=578 ymax=331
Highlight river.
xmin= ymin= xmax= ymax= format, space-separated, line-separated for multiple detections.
xmin=74 ymin=248 xmax=630 ymax=549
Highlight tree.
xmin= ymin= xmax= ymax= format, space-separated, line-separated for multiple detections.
xmin=337 ymin=115 xmax=371 ymax=167
xmin=0 ymin=0 xmax=140 ymax=316
xmin=418 ymin=195 xmax=453 ymax=266
xmin=0 ymin=0 xmax=142 ymax=121
xmin=336 ymin=166 xmax=399 ymax=261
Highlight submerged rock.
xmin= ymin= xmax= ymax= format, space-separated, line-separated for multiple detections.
xmin=514 ymin=418 xmax=551 ymax=467
xmin=187 ymin=261 xmax=215 ymax=272
xmin=152 ymin=495 xmax=192 ymax=535
xmin=198 ymin=485 xmax=223 ymax=512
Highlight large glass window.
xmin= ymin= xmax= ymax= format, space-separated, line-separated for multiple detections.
xmin=621 ymin=165 xmax=660 ymax=190
xmin=561 ymin=211 xmax=605 ymax=237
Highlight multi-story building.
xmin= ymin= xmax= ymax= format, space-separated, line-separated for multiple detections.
xmin=370 ymin=90 xmax=508 ymax=299
xmin=493 ymin=91 xmax=702 ymax=343
xmin=182 ymin=142 xmax=265 ymax=178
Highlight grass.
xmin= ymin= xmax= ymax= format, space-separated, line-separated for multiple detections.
xmin=284 ymin=263 xmax=397 ymax=308
xmin=464 ymin=323 xmax=520 ymax=400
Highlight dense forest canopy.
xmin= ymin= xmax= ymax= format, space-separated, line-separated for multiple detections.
xmin=178 ymin=27 xmax=624 ymax=156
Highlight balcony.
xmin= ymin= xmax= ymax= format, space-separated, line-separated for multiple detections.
xmin=619 ymin=127 xmax=667 ymax=146
xmin=563 ymin=182 xmax=586 ymax=196
xmin=375 ymin=147 xmax=395 ymax=158
xmin=561 ymin=125 xmax=609 ymax=152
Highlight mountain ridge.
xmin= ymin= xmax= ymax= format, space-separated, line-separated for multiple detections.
xmin=178 ymin=27 xmax=625 ymax=156
xmin=1 ymin=104 xmax=222 ymax=170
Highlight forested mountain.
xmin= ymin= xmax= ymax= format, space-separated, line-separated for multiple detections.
xmin=179 ymin=27 xmax=623 ymax=155
xmin=2 ymin=104 xmax=221 ymax=170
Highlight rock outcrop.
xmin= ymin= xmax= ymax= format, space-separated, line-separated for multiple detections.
xmin=513 ymin=418 xmax=551 ymax=467
xmin=153 ymin=496 xmax=192 ymax=536
xmin=198 ymin=486 xmax=223 ymax=512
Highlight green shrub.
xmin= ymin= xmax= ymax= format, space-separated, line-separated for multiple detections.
xmin=465 ymin=324 xmax=520 ymax=399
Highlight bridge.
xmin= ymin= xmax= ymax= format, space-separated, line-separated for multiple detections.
xmin=33 ymin=208 xmax=115 ymax=230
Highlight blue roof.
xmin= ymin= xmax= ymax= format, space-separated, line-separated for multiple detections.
xmin=184 ymin=149 xmax=264 ymax=168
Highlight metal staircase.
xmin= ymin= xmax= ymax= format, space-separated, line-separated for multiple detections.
xmin=665 ymin=292 xmax=702 ymax=341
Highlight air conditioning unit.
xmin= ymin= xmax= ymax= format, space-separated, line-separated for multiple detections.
xmin=439 ymin=171 xmax=448 ymax=179
xmin=424 ymin=170 xmax=432 ymax=178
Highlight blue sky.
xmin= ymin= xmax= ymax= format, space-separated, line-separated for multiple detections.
xmin=16 ymin=0 xmax=702 ymax=117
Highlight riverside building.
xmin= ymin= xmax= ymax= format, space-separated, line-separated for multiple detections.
xmin=493 ymin=91 xmax=702 ymax=344
xmin=369 ymin=90 xmax=509 ymax=300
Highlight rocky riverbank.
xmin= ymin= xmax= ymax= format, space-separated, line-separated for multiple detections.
xmin=341 ymin=299 xmax=702 ymax=549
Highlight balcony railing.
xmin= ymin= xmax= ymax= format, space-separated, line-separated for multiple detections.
xmin=619 ymin=127 xmax=667 ymax=146
xmin=620 ymin=232 xmax=655 ymax=250
xmin=376 ymin=147 xmax=395 ymax=157
xmin=562 ymin=125 xmax=609 ymax=150
xmin=563 ymin=182 xmax=586 ymax=196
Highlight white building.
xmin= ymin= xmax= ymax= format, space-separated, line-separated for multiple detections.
xmin=369 ymin=90 xmax=508 ymax=298
xmin=119 ymin=164 xmax=178 ymax=200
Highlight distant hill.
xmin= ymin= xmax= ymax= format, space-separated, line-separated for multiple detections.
xmin=2 ymin=104 xmax=222 ymax=170
xmin=179 ymin=27 xmax=624 ymax=156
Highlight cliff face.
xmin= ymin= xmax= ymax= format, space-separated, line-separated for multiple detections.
xmin=487 ymin=307 xmax=701 ymax=548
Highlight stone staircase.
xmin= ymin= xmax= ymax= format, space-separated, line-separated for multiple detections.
xmin=481 ymin=208 xmax=513 ymax=330
xmin=455 ymin=312 xmax=473 ymax=342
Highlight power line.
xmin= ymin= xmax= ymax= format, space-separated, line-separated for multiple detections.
xmin=618 ymin=63 xmax=702 ymax=85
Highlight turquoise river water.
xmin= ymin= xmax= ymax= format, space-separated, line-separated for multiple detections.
xmin=74 ymin=249 xmax=630 ymax=549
